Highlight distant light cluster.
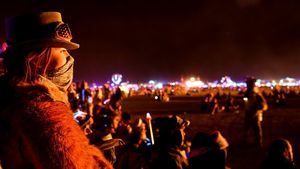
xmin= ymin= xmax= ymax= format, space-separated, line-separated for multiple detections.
xmin=90 ymin=75 xmax=300 ymax=92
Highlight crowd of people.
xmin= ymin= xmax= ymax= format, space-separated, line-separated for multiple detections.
xmin=67 ymin=80 xmax=232 ymax=168
xmin=0 ymin=11 xmax=298 ymax=169
xmin=65 ymin=79 xmax=297 ymax=169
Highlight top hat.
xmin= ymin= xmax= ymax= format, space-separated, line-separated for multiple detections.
xmin=3 ymin=11 xmax=79 ymax=52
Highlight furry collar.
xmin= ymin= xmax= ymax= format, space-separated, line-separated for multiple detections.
xmin=15 ymin=75 xmax=69 ymax=105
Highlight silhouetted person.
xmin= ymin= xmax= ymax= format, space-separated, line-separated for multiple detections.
xmin=259 ymin=139 xmax=298 ymax=169
xmin=244 ymin=77 xmax=268 ymax=148
xmin=89 ymin=107 xmax=124 ymax=166
xmin=273 ymin=85 xmax=286 ymax=106
xmin=189 ymin=131 xmax=229 ymax=169
xmin=116 ymin=119 xmax=150 ymax=169
xmin=224 ymin=94 xmax=239 ymax=113
xmin=151 ymin=115 xmax=190 ymax=169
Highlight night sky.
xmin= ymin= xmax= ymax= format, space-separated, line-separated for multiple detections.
xmin=1 ymin=0 xmax=300 ymax=83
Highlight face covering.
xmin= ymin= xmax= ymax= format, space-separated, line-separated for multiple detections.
xmin=46 ymin=55 xmax=74 ymax=92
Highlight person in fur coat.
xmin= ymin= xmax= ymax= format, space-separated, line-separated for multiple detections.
xmin=0 ymin=12 xmax=112 ymax=169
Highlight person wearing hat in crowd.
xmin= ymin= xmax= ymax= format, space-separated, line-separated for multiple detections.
xmin=89 ymin=107 xmax=125 ymax=166
xmin=151 ymin=115 xmax=190 ymax=169
xmin=244 ymin=77 xmax=268 ymax=148
xmin=259 ymin=138 xmax=298 ymax=169
xmin=0 ymin=12 xmax=112 ymax=169
xmin=115 ymin=118 xmax=151 ymax=169
xmin=189 ymin=131 xmax=229 ymax=169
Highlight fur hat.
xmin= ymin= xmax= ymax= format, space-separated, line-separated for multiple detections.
xmin=2 ymin=11 xmax=79 ymax=53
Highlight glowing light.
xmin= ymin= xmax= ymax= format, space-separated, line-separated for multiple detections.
xmin=73 ymin=110 xmax=87 ymax=122
xmin=103 ymin=99 xmax=110 ymax=105
xmin=111 ymin=74 xmax=123 ymax=85
xmin=92 ymin=83 xmax=97 ymax=89
xmin=278 ymin=77 xmax=297 ymax=86
xmin=170 ymin=82 xmax=177 ymax=86
xmin=146 ymin=112 xmax=152 ymax=120
xmin=220 ymin=76 xmax=236 ymax=87
xmin=266 ymin=82 xmax=272 ymax=87
xmin=149 ymin=80 xmax=155 ymax=84
xmin=255 ymin=79 xmax=262 ymax=87
xmin=185 ymin=79 xmax=204 ymax=88
xmin=155 ymin=83 xmax=163 ymax=89
xmin=271 ymin=80 xmax=277 ymax=86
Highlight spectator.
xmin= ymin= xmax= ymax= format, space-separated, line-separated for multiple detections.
xmin=115 ymin=112 xmax=133 ymax=143
xmin=116 ymin=118 xmax=150 ymax=169
xmin=89 ymin=107 xmax=125 ymax=165
xmin=93 ymin=87 xmax=104 ymax=117
xmin=0 ymin=12 xmax=111 ymax=169
xmin=68 ymin=82 xmax=80 ymax=112
xmin=224 ymin=94 xmax=239 ymax=113
xmin=259 ymin=139 xmax=298 ymax=169
xmin=151 ymin=115 xmax=190 ymax=169
xmin=189 ymin=131 xmax=229 ymax=169
xmin=244 ymin=77 xmax=268 ymax=148
xmin=109 ymin=87 xmax=123 ymax=111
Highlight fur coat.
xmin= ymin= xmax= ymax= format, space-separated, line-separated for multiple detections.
xmin=0 ymin=76 xmax=112 ymax=169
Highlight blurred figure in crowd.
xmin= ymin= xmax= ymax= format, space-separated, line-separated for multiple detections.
xmin=189 ymin=131 xmax=229 ymax=169
xmin=273 ymin=85 xmax=286 ymax=107
xmin=116 ymin=118 xmax=150 ymax=169
xmin=89 ymin=107 xmax=125 ymax=165
xmin=102 ymin=83 xmax=111 ymax=102
xmin=224 ymin=94 xmax=239 ymax=113
xmin=78 ymin=80 xmax=93 ymax=114
xmin=109 ymin=87 xmax=123 ymax=111
xmin=93 ymin=87 xmax=104 ymax=117
xmin=0 ymin=12 xmax=111 ymax=169
xmin=244 ymin=77 xmax=268 ymax=148
xmin=259 ymin=139 xmax=298 ymax=169
xmin=68 ymin=82 xmax=80 ymax=112
xmin=202 ymin=93 xmax=224 ymax=115
xmin=116 ymin=112 xmax=133 ymax=143
xmin=151 ymin=115 xmax=190 ymax=169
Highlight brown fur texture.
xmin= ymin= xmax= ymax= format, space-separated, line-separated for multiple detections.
xmin=0 ymin=76 xmax=113 ymax=169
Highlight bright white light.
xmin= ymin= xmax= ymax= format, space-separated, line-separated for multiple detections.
xmin=266 ymin=82 xmax=272 ymax=87
xmin=111 ymin=74 xmax=123 ymax=85
xmin=155 ymin=83 xmax=163 ymax=89
xmin=271 ymin=80 xmax=277 ymax=86
xmin=220 ymin=76 xmax=236 ymax=87
xmin=149 ymin=80 xmax=155 ymax=84
xmin=185 ymin=80 xmax=204 ymax=88
xmin=103 ymin=99 xmax=110 ymax=104
xmin=146 ymin=112 xmax=152 ymax=119
xmin=170 ymin=82 xmax=176 ymax=86
xmin=237 ymin=82 xmax=246 ymax=87
xmin=73 ymin=110 xmax=87 ymax=122
xmin=255 ymin=79 xmax=262 ymax=87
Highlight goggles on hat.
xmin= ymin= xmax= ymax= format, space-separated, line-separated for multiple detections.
xmin=55 ymin=23 xmax=73 ymax=41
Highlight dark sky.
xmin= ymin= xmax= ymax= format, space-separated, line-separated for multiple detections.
xmin=1 ymin=0 xmax=300 ymax=83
